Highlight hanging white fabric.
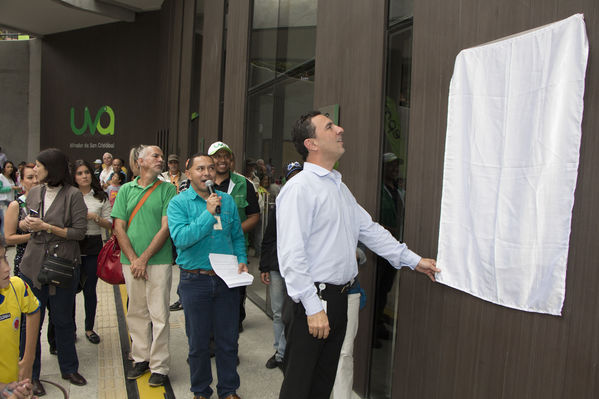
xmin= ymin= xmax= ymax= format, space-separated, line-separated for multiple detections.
xmin=436 ymin=14 xmax=588 ymax=315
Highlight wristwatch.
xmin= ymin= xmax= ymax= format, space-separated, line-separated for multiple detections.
xmin=95 ymin=215 xmax=101 ymax=223
xmin=46 ymin=225 xmax=52 ymax=234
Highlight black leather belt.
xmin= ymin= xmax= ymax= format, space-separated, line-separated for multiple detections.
xmin=314 ymin=278 xmax=355 ymax=294
xmin=180 ymin=268 xmax=216 ymax=276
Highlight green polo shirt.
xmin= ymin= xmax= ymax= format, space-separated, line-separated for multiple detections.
xmin=111 ymin=177 xmax=177 ymax=265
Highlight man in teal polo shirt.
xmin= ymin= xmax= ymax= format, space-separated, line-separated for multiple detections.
xmin=111 ymin=145 xmax=176 ymax=388
xmin=167 ymin=153 xmax=247 ymax=399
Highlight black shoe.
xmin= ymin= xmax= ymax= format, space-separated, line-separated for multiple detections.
xmin=62 ymin=372 xmax=87 ymax=386
xmin=265 ymin=353 xmax=283 ymax=369
xmin=148 ymin=372 xmax=167 ymax=387
xmin=86 ymin=331 xmax=101 ymax=344
xmin=49 ymin=345 xmax=58 ymax=355
xmin=169 ymin=300 xmax=183 ymax=311
xmin=32 ymin=380 xmax=46 ymax=396
xmin=127 ymin=361 xmax=150 ymax=380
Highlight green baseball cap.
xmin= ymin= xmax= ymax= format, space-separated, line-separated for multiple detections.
xmin=208 ymin=141 xmax=233 ymax=156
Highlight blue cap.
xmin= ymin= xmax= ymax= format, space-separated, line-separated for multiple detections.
xmin=285 ymin=161 xmax=303 ymax=179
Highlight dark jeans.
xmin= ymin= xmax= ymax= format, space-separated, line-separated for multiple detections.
xmin=80 ymin=255 xmax=99 ymax=331
xmin=47 ymin=303 xmax=74 ymax=349
xmin=20 ymin=271 xmax=80 ymax=379
xmin=279 ymin=286 xmax=348 ymax=399
xmin=178 ymin=270 xmax=240 ymax=398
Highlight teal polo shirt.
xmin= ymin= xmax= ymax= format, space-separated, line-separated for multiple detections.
xmin=167 ymin=186 xmax=247 ymax=270
xmin=111 ymin=177 xmax=177 ymax=265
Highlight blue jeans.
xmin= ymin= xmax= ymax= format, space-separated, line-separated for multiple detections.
xmin=178 ymin=270 xmax=240 ymax=398
xmin=20 ymin=270 xmax=80 ymax=379
xmin=269 ymin=271 xmax=287 ymax=361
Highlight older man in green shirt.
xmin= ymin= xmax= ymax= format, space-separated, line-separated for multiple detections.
xmin=111 ymin=145 xmax=176 ymax=388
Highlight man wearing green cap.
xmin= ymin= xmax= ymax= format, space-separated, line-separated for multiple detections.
xmin=208 ymin=141 xmax=260 ymax=331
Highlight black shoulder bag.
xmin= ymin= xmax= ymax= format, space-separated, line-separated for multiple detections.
xmin=37 ymin=186 xmax=76 ymax=287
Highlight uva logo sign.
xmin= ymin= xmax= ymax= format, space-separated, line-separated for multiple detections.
xmin=70 ymin=106 xmax=115 ymax=136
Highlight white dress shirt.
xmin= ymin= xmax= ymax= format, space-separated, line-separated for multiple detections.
xmin=0 ymin=174 xmax=16 ymax=202
xmin=276 ymin=162 xmax=421 ymax=316
xmin=99 ymin=167 xmax=112 ymax=186
xmin=82 ymin=190 xmax=112 ymax=235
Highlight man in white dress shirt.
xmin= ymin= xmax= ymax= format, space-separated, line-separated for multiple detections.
xmin=99 ymin=152 xmax=113 ymax=187
xmin=276 ymin=111 xmax=439 ymax=399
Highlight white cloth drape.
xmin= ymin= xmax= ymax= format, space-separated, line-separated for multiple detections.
xmin=436 ymin=14 xmax=588 ymax=315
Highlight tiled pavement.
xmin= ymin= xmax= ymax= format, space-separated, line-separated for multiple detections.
xmin=8 ymin=247 xmax=284 ymax=399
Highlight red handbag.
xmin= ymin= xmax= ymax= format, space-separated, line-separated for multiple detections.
xmin=97 ymin=235 xmax=124 ymax=284
xmin=96 ymin=180 xmax=161 ymax=285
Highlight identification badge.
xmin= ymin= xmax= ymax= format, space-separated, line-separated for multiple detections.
xmin=213 ymin=215 xmax=223 ymax=230
xmin=320 ymin=299 xmax=328 ymax=314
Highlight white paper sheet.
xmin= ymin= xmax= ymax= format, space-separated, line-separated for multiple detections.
xmin=208 ymin=253 xmax=254 ymax=288
xmin=436 ymin=14 xmax=588 ymax=315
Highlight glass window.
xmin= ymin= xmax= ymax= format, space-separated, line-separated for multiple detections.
xmin=369 ymin=8 xmax=413 ymax=399
xmin=389 ymin=0 xmax=413 ymax=24
xmin=245 ymin=0 xmax=316 ymax=308
xmin=249 ymin=0 xmax=317 ymax=89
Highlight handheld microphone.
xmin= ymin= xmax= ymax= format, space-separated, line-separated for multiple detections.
xmin=205 ymin=180 xmax=221 ymax=214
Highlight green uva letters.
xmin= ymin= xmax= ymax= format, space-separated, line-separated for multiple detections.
xmin=70 ymin=106 xmax=115 ymax=135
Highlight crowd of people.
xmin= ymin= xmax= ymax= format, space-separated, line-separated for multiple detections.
xmin=0 ymin=110 xmax=438 ymax=399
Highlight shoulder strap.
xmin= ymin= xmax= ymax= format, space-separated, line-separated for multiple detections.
xmin=128 ymin=180 xmax=161 ymax=227
xmin=39 ymin=185 xmax=46 ymax=218
xmin=10 ymin=280 xmax=22 ymax=314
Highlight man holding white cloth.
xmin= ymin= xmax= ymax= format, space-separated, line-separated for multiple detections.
xmin=276 ymin=111 xmax=439 ymax=399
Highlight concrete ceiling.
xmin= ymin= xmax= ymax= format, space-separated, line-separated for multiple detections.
xmin=0 ymin=0 xmax=164 ymax=37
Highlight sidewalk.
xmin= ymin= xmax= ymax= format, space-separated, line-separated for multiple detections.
xmin=8 ymin=248 xmax=284 ymax=398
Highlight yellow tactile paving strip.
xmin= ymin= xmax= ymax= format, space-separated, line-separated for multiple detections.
xmin=96 ymin=280 xmax=128 ymax=399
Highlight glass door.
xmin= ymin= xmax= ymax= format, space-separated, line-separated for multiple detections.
xmin=369 ymin=14 xmax=413 ymax=399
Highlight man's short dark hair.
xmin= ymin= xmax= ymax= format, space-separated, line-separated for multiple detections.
xmin=188 ymin=152 xmax=213 ymax=169
xmin=0 ymin=235 xmax=6 ymax=249
xmin=115 ymin=171 xmax=127 ymax=184
xmin=292 ymin=110 xmax=322 ymax=160
xmin=37 ymin=148 xmax=72 ymax=187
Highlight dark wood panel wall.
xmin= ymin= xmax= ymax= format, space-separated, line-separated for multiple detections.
xmin=175 ymin=0 xmax=196 ymax=158
xmin=313 ymin=1 xmax=387 ymax=395
xmin=222 ymin=0 xmax=251 ymax=159
xmin=159 ymin=0 xmax=196 ymax=158
xmin=198 ymin=0 xmax=226 ymax=149
xmin=395 ymin=1 xmax=599 ymax=398
xmin=40 ymin=12 xmax=162 ymax=161
xmin=40 ymin=1 xmax=198 ymax=162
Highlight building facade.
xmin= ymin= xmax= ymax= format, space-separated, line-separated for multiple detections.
xmin=2 ymin=0 xmax=599 ymax=397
